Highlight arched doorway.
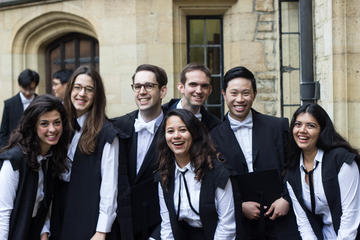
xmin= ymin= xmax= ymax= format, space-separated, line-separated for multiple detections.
xmin=45 ymin=33 xmax=99 ymax=93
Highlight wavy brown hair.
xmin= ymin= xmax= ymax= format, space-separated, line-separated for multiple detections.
xmin=157 ymin=109 xmax=216 ymax=190
xmin=63 ymin=65 xmax=106 ymax=154
xmin=1 ymin=94 xmax=69 ymax=176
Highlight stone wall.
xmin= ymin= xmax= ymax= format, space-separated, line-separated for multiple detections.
xmin=224 ymin=0 xmax=280 ymax=116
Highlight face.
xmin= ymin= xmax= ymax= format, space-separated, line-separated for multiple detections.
xmin=292 ymin=112 xmax=321 ymax=154
xmin=70 ymin=74 xmax=95 ymax=117
xmin=37 ymin=110 xmax=63 ymax=155
xmin=222 ymin=77 xmax=256 ymax=121
xmin=178 ymin=70 xmax=212 ymax=109
xmin=19 ymin=81 xmax=37 ymax=99
xmin=133 ymin=70 xmax=167 ymax=113
xmin=165 ymin=116 xmax=192 ymax=163
xmin=52 ymin=78 xmax=67 ymax=100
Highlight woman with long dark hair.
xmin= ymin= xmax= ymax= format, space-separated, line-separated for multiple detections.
xmin=157 ymin=109 xmax=236 ymax=240
xmin=0 ymin=94 xmax=69 ymax=240
xmin=285 ymin=103 xmax=360 ymax=239
xmin=51 ymin=66 xmax=119 ymax=240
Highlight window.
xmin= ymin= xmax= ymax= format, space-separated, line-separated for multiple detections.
xmin=45 ymin=33 xmax=99 ymax=93
xmin=187 ymin=16 xmax=224 ymax=119
xmin=279 ymin=0 xmax=301 ymax=119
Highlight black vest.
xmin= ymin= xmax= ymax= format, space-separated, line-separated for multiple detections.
xmin=0 ymin=145 xmax=54 ymax=240
xmin=286 ymin=147 xmax=360 ymax=239
xmin=53 ymin=120 xmax=117 ymax=240
xmin=159 ymin=159 xmax=230 ymax=240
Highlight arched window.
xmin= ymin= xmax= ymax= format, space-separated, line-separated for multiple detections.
xmin=45 ymin=32 xmax=99 ymax=93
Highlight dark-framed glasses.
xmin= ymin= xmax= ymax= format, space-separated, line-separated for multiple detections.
xmin=131 ymin=82 xmax=158 ymax=92
xmin=72 ymin=84 xmax=95 ymax=94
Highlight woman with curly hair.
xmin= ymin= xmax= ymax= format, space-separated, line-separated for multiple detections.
xmin=0 ymin=94 xmax=69 ymax=240
xmin=285 ymin=103 xmax=360 ymax=239
xmin=51 ymin=66 xmax=119 ymax=240
xmin=157 ymin=109 xmax=236 ymax=240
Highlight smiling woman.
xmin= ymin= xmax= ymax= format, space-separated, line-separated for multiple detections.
xmin=51 ymin=66 xmax=119 ymax=240
xmin=156 ymin=109 xmax=237 ymax=240
xmin=285 ymin=103 xmax=360 ymax=239
xmin=0 ymin=94 xmax=69 ymax=240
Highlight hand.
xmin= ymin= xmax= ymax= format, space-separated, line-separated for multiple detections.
xmin=242 ymin=201 xmax=261 ymax=220
xmin=265 ymin=197 xmax=289 ymax=220
xmin=40 ymin=233 xmax=49 ymax=240
xmin=90 ymin=232 xmax=106 ymax=240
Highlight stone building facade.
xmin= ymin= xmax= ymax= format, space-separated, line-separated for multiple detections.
xmin=0 ymin=0 xmax=359 ymax=148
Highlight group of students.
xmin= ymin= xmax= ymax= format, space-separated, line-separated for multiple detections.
xmin=0 ymin=63 xmax=359 ymax=240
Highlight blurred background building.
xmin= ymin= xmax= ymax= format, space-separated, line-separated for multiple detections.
xmin=0 ymin=0 xmax=359 ymax=147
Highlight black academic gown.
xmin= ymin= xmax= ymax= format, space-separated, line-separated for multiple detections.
xmin=0 ymin=93 xmax=24 ymax=148
xmin=0 ymin=145 xmax=54 ymax=240
xmin=159 ymin=159 xmax=231 ymax=240
xmin=286 ymin=147 xmax=360 ymax=240
xmin=111 ymin=109 xmax=164 ymax=240
xmin=210 ymin=109 xmax=300 ymax=240
xmin=51 ymin=120 xmax=117 ymax=240
xmin=162 ymin=98 xmax=220 ymax=131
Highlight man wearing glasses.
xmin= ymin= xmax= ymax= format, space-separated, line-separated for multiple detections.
xmin=111 ymin=64 xmax=167 ymax=240
xmin=163 ymin=63 xmax=220 ymax=131
xmin=0 ymin=69 xmax=39 ymax=148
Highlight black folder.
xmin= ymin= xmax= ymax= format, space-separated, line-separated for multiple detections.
xmin=235 ymin=169 xmax=282 ymax=206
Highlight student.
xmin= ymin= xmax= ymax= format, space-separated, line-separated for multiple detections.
xmin=210 ymin=66 xmax=300 ymax=239
xmin=0 ymin=94 xmax=68 ymax=240
xmin=112 ymin=64 xmax=168 ymax=240
xmin=52 ymin=69 xmax=73 ymax=100
xmin=0 ymin=69 xmax=40 ymax=148
xmin=163 ymin=63 xmax=220 ymax=131
xmin=157 ymin=109 xmax=236 ymax=240
xmin=285 ymin=103 xmax=360 ymax=239
xmin=51 ymin=66 xmax=119 ymax=240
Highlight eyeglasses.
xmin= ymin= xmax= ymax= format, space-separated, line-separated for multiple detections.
xmin=72 ymin=84 xmax=95 ymax=94
xmin=131 ymin=82 xmax=159 ymax=92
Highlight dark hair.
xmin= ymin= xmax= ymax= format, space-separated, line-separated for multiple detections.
xmin=132 ymin=64 xmax=168 ymax=88
xmin=286 ymin=103 xmax=360 ymax=169
xmin=223 ymin=66 xmax=257 ymax=92
xmin=63 ymin=65 xmax=106 ymax=154
xmin=53 ymin=69 xmax=73 ymax=84
xmin=18 ymin=69 xmax=40 ymax=88
xmin=2 ymin=94 xmax=69 ymax=176
xmin=157 ymin=109 xmax=216 ymax=190
xmin=180 ymin=63 xmax=211 ymax=85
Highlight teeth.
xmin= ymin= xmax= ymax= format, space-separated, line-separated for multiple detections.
xmin=173 ymin=142 xmax=184 ymax=145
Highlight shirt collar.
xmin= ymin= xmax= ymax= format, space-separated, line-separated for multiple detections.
xmin=174 ymin=161 xmax=194 ymax=178
xmin=227 ymin=110 xmax=253 ymax=126
xmin=299 ymin=148 xmax=324 ymax=169
xmin=137 ymin=110 xmax=164 ymax=127
xmin=37 ymin=152 xmax=53 ymax=163
xmin=77 ymin=112 xmax=89 ymax=129
xmin=177 ymin=99 xmax=202 ymax=120
xmin=19 ymin=92 xmax=35 ymax=104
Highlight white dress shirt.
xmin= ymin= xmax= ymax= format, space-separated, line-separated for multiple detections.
xmin=134 ymin=111 xmax=163 ymax=174
xmin=228 ymin=112 xmax=253 ymax=172
xmin=159 ymin=162 xmax=236 ymax=240
xmin=287 ymin=149 xmax=360 ymax=240
xmin=0 ymin=155 xmax=51 ymax=239
xmin=176 ymin=99 xmax=202 ymax=121
xmin=60 ymin=113 xmax=119 ymax=233
xmin=19 ymin=92 xmax=35 ymax=111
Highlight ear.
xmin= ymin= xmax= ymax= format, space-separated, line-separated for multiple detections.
xmin=160 ymin=85 xmax=167 ymax=99
xmin=177 ymin=82 xmax=185 ymax=94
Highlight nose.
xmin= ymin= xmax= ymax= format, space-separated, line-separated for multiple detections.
xmin=48 ymin=123 xmax=56 ymax=132
xmin=235 ymin=94 xmax=244 ymax=102
xmin=79 ymin=87 xmax=86 ymax=95
xmin=299 ymin=124 xmax=307 ymax=132
xmin=173 ymin=130 xmax=181 ymax=138
xmin=139 ymin=85 xmax=147 ymax=94
xmin=195 ymin=85 xmax=202 ymax=93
